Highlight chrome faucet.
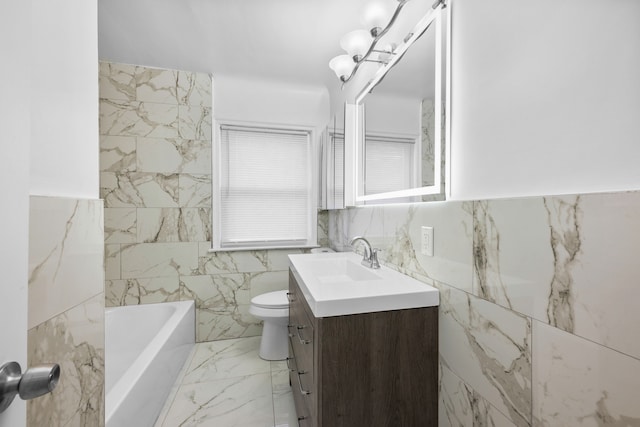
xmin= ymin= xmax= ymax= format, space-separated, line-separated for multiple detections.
xmin=349 ymin=236 xmax=380 ymax=269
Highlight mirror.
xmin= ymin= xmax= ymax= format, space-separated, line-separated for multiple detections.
xmin=354 ymin=1 xmax=449 ymax=204
xmin=320 ymin=111 xmax=346 ymax=210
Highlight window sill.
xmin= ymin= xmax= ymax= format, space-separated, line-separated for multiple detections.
xmin=207 ymin=244 xmax=321 ymax=253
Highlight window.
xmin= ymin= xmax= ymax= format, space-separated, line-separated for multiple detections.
xmin=364 ymin=134 xmax=416 ymax=195
xmin=213 ymin=124 xmax=316 ymax=250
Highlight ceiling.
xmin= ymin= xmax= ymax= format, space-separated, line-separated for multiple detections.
xmin=98 ymin=0 xmax=376 ymax=92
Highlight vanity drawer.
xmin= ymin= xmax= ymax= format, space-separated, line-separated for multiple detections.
xmin=291 ymin=370 xmax=312 ymax=426
xmin=289 ymin=269 xmax=317 ymax=426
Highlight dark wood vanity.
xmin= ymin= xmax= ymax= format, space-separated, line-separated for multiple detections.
xmin=288 ymin=268 xmax=438 ymax=427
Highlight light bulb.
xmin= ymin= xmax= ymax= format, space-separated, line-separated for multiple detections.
xmin=361 ymin=1 xmax=395 ymax=37
xmin=377 ymin=43 xmax=397 ymax=63
xmin=329 ymin=55 xmax=356 ymax=81
xmin=340 ymin=30 xmax=372 ymax=62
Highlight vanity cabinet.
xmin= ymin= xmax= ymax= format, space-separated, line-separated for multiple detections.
xmin=288 ymin=268 xmax=438 ymax=427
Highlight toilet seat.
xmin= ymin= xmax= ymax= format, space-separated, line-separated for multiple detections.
xmin=251 ymin=290 xmax=289 ymax=309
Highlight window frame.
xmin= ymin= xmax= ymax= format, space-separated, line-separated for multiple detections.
xmin=210 ymin=120 xmax=318 ymax=252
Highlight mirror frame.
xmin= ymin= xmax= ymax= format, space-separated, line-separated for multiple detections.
xmin=347 ymin=0 xmax=451 ymax=205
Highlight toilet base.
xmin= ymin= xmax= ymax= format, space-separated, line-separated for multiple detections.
xmin=258 ymin=321 xmax=288 ymax=361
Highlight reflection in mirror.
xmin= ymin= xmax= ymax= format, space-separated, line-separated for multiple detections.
xmin=320 ymin=110 xmax=345 ymax=210
xmin=355 ymin=1 xmax=448 ymax=205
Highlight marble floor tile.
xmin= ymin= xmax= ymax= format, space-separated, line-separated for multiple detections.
xmin=182 ymin=336 xmax=271 ymax=384
xmin=272 ymin=369 xmax=296 ymax=427
xmin=155 ymin=338 xmax=297 ymax=427
xmin=160 ymin=373 xmax=275 ymax=427
xmin=154 ymin=345 xmax=198 ymax=427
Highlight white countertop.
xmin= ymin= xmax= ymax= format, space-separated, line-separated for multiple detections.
xmin=288 ymin=252 xmax=439 ymax=317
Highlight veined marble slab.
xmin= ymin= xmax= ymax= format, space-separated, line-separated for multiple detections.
xmin=178 ymin=105 xmax=212 ymax=140
xmin=105 ymin=244 xmax=121 ymax=280
xmin=105 ymin=277 xmax=180 ymax=307
xmin=181 ymin=274 xmax=263 ymax=341
xmin=438 ymin=284 xmax=531 ymax=427
xmin=181 ymin=274 xmax=253 ymax=309
xmin=159 ymin=373 xmax=273 ymax=427
xmin=27 ymin=294 xmax=104 ymax=427
xmin=178 ymin=174 xmax=212 ymax=207
xmin=176 ymin=71 xmax=212 ymax=107
xmin=198 ymin=245 xmax=270 ymax=274
xmin=120 ymin=242 xmax=199 ymax=278
xmin=317 ymin=210 xmax=329 ymax=247
xmin=100 ymin=99 xmax=180 ymax=138
xmin=471 ymin=198 xmax=554 ymax=319
xmin=247 ymin=270 xmax=289 ymax=297
xmin=101 ymin=172 xmax=180 ymax=208
xmin=104 ymin=207 xmax=136 ymax=244
xmin=386 ymin=201 xmax=474 ymax=292
xmin=135 ymin=67 xmax=179 ymax=104
xmin=137 ymin=137 xmax=211 ymax=174
xmin=101 ymin=62 xmax=211 ymax=106
xmin=100 ymin=135 xmax=136 ymax=172
xmin=471 ymin=192 xmax=640 ymax=360
xmin=28 ymin=196 xmax=104 ymax=329
xmin=99 ymin=61 xmax=136 ymax=101
xmin=532 ymin=320 xmax=640 ymax=426
xmin=181 ymin=336 xmax=270 ymax=384
xmin=192 ymin=305 xmax=261 ymax=342
xmin=137 ymin=207 xmax=211 ymax=243
xmin=440 ymin=363 xmax=518 ymax=427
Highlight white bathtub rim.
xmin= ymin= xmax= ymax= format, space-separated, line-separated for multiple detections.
xmin=105 ymin=300 xmax=195 ymax=423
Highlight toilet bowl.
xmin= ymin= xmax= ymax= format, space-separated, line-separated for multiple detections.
xmin=249 ymin=290 xmax=289 ymax=360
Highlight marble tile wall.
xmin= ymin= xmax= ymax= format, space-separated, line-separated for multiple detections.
xmin=28 ymin=196 xmax=105 ymax=426
xmin=100 ymin=61 xmax=329 ymax=342
xmin=329 ymin=190 xmax=640 ymax=426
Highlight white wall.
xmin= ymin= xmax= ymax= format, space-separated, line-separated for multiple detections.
xmin=450 ymin=0 xmax=640 ymax=200
xmin=0 ymin=1 xmax=30 ymax=425
xmin=213 ymin=74 xmax=329 ymax=131
xmin=30 ymin=0 xmax=99 ymax=198
xmin=212 ymin=73 xmax=330 ymax=219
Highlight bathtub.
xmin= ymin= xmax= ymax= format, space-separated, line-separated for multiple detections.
xmin=105 ymin=301 xmax=195 ymax=427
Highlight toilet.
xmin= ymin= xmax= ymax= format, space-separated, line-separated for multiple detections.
xmin=249 ymin=290 xmax=290 ymax=360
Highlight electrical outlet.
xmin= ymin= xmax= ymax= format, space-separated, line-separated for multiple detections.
xmin=421 ymin=226 xmax=434 ymax=256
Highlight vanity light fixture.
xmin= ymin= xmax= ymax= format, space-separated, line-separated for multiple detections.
xmin=362 ymin=0 xmax=396 ymax=37
xmin=328 ymin=0 xmax=444 ymax=84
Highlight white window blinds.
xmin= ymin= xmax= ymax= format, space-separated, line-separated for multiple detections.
xmin=365 ymin=135 xmax=415 ymax=195
xmin=217 ymin=125 xmax=313 ymax=249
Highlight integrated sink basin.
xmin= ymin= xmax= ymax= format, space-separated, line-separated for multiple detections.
xmin=309 ymin=258 xmax=382 ymax=284
xmin=289 ymin=252 xmax=439 ymax=317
